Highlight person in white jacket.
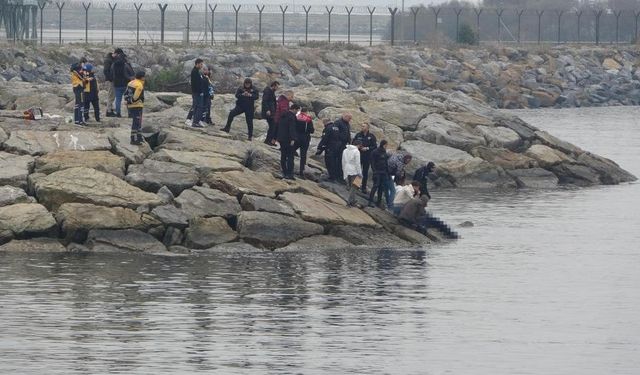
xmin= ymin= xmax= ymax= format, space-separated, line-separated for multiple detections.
xmin=342 ymin=139 xmax=363 ymax=206
xmin=393 ymin=179 xmax=420 ymax=215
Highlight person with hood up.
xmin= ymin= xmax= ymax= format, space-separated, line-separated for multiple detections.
xmin=277 ymin=103 xmax=300 ymax=180
xmin=223 ymin=78 xmax=259 ymax=141
xmin=342 ymin=139 xmax=363 ymax=207
xmin=413 ymin=161 xmax=436 ymax=199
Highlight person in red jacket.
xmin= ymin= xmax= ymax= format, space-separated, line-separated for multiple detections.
xmin=274 ymin=90 xmax=294 ymax=133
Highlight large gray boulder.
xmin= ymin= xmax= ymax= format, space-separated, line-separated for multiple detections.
xmin=524 ymin=144 xmax=573 ymax=167
xmin=85 ymin=229 xmax=168 ymax=254
xmin=437 ymin=157 xmax=517 ymax=189
xmin=0 ymin=203 xmax=57 ymax=244
xmin=576 ymin=152 xmax=637 ymax=185
xmin=0 ymin=151 xmax=34 ymax=189
xmin=0 ymin=238 xmax=67 ymax=253
xmin=475 ymin=125 xmax=523 ymax=150
xmin=550 ymin=163 xmax=601 ymax=186
xmin=279 ymin=192 xmax=378 ymax=227
xmin=35 ymin=167 xmax=163 ymax=210
xmin=0 ymin=186 xmax=35 ymax=207
xmin=507 ymin=168 xmax=559 ymax=189
xmin=55 ymin=203 xmax=160 ymax=242
xmin=184 ymin=217 xmax=238 ymax=249
xmin=34 ymin=150 xmax=126 ymax=178
xmin=157 ymin=127 xmax=248 ymax=161
xmin=470 ymin=147 xmax=538 ymax=170
xmin=150 ymin=205 xmax=190 ymax=229
xmin=125 ymin=159 xmax=199 ymax=195
xmin=407 ymin=114 xmax=486 ymax=151
xmin=149 ymin=149 xmax=244 ymax=174
xmin=236 ymin=211 xmax=324 ymax=249
xmin=276 ymin=235 xmax=357 ymax=252
xmin=360 ymin=100 xmax=435 ymax=131
xmin=205 ymin=170 xmax=293 ymax=198
xmin=240 ymin=194 xmax=296 ymax=217
xmin=175 ymin=186 xmax=242 ymax=219
xmin=328 ymin=225 xmax=411 ymax=248
xmin=107 ymin=128 xmax=153 ymax=164
xmin=3 ymin=130 xmax=112 ymax=156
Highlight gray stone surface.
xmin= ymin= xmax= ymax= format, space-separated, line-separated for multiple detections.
xmin=126 ymin=159 xmax=199 ymax=195
xmin=0 ymin=186 xmax=34 ymax=207
xmin=236 ymin=211 xmax=324 ymax=249
xmin=507 ymin=168 xmax=560 ymax=189
xmin=240 ymin=194 xmax=296 ymax=217
xmin=184 ymin=217 xmax=238 ymax=249
xmin=175 ymin=186 xmax=242 ymax=219
xmin=0 ymin=203 xmax=57 ymax=244
xmin=86 ymin=229 xmax=168 ymax=254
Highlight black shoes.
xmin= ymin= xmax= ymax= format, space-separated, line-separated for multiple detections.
xmin=130 ymin=135 xmax=144 ymax=145
xmin=106 ymin=111 xmax=116 ymax=117
xmin=283 ymin=175 xmax=296 ymax=181
xmin=221 ymin=126 xmax=230 ymax=133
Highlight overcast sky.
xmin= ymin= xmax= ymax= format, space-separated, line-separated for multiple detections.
xmin=123 ymin=0 xmax=469 ymax=6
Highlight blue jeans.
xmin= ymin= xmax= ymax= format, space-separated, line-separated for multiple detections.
xmin=383 ymin=175 xmax=395 ymax=209
xmin=114 ymin=86 xmax=126 ymax=116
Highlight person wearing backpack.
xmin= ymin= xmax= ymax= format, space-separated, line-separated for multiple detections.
xmin=82 ymin=64 xmax=100 ymax=123
xmin=103 ymin=51 xmax=116 ymax=117
xmin=111 ymin=48 xmax=134 ymax=118
xmin=126 ymin=71 xmax=146 ymax=145
xmin=70 ymin=63 xmax=86 ymax=126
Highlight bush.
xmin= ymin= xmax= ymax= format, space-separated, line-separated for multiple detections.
xmin=144 ymin=65 xmax=186 ymax=92
xmin=458 ymin=23 xmax=477 ymax=45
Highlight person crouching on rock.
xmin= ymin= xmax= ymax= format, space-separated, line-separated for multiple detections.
xmin=413 ymin=161 xmax=436 ymax=199
xmin=342 ymin=139 xmax=363 ymax=207
xmin=126 ymin=71 xmax=146 ymax=145
xmin=70 ymin=63 xmax=86 ymax=126
xmin=294 ymin=107 xmax=314 ymax=179
xmin=398 ymin=194 xmax=459 ymax=239
xmin=387 ymin=151 xmax=413 ymax=209
xmin=278 ymin=103 xmax=300 ymax=180
xmin=82 ymin=64 xmax=100 ymax=123
xmin=392 ymin=178 xmax=420 ymax=216
xmin=223 ymin=78 xmax=259 ymax=141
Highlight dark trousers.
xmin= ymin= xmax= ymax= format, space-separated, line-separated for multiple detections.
xmin=280 ymin=143 xmax=295 ymax=177
xmin=360 ymin=154 xmax=371 ymax=192
xmin=204 ymin=95 xmax=212 ymax=124
xmin=191 ymin=93 xmax=205 ymax=126
xmin=73 ymin=86 xmax=84 ymax=123
xmin=226 ymin=106 xmax=254 ymax=138
xmin=130 ymin=108 xmax=143 ymax=141
xmin=294 ymin=138 xmax=310 ymax=174
xmin=83 ymin=94 xmax=100 ymax=121
xmin=325 ymin=147 xmax=342 ymax=181
xmin=369 ymin=173 xmax=391 ymax=206
xmin=265 ymin=116 xmax=276 ymax=143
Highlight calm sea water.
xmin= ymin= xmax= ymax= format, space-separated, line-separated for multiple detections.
xmin=1 ymin=107 xmax=639 ymax=374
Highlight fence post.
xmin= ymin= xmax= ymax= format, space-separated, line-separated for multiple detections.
xmin=38 ymin=0 xmax=46 ymax=45
xmin=303 ymin=6 xmax=311 ymax=44
xmin=158 ymin=3 xmax=167 ymax=44
xmin=556 ymin=10 xmax=564 ymax=44
xmin=454 ymin=8 xmax=463 ymax=43
xmin=536 ymin=10 xmax=544 ymax=44
xmin=134 ymin=3 xmax=142 ymax=45
xmin=326 ymin=6 xmax=334 ymax=43
xmin=233 ymin=5 xmax=241 ymax=45
xmin=430 ymin=7 xmax=441 ymax=36
xmin=516 ymin=9 xmax=524 ymax=44
xmin=410 ymin=7 xmax=419 ymax=44
xmin=108 ymin=2 xmax=117 ymax=45
xmin=496 ymin=8 xmax=504 ymax=42
xmin=280 ymin=5 xmax=287 ymax=45
xmin=256 ymin=5 xmax=264 ymax=42
xmin=594 ymin=9 xmax=603 ymax=45
xmin=346 ymin=7 xmax=353 ymax=44
xmin=209 ymin=4 xmax=217 ymax=46
xmin=474 ymin=8 xmax=482 ymax=45
xmin=56 ymin=2 xmax=64 ymax=45
xmin=576 ymin=10 xmax=583 ymax=43
xmin=614 ymin=10 xmax=622 ymax=44
xmin=82 ymin=2 xmax=90 ymax=44
xmin=635 ymin=11 xmax=640 ymax=43
xmin=368 ymin=6 xmax=375 ymax=47
xmin=184 ymin=4 xmax=193 ymax=44
xmin=388 ymin=7 xmax=397 ymax=46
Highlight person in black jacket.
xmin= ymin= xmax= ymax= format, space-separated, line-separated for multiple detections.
xmin=353 ymin=122 xmax=377 ymax=194
xmin=413 ymin=162 xmax=436 ymax=199
xmin=261 ymin=81 xmax=279 ymax=145
xmin=278 ymin=103 xmax=300 ymax=180
xmin=190 ymin=58 xmax=208 ymax=128
xmin=294 ymin=107 xmax=315 ymax=179
xmin=103 ymin=51 xmax=116 ymax=117
xmin=333 ymin=113 xmax=353 ymax=180
xmin=111 ymin=48 xmax=134 ymax=118
xmin=368 ymin=140 xmax=392 ymax=208
xmin=223 ymin=78 xmax=259 ymax=141
xmin=316 ymin=118 xmax=346 ymax=182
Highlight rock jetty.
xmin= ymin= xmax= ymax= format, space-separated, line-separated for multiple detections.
xmin=0 ymin=44 xmax=636 ymax=253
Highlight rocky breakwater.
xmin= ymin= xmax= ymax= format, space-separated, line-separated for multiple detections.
xmin=3 ymin=44 xmax=640 ymax=109
xmin=0 ymin=50 xmax=636 ymax=253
